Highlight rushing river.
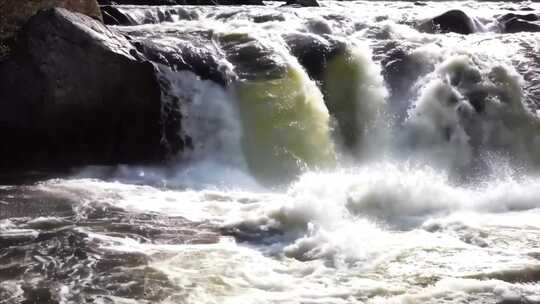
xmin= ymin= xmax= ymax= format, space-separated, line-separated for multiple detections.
xmin=2 ymin=1 xmax=540 ymax=303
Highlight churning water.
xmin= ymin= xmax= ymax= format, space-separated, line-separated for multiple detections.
xmin=2 ymin=1 xmax=540 ymax=303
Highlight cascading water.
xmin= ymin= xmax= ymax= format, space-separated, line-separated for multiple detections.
xmin=2 ymin=2 xmax=540 ymax=304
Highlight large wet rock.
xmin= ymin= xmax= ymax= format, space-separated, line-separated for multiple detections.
xmin=0 ymin=0 xmax=102 ymax=40
xmin=0 ymin=8 xmax=177 ymax=171
xmin=418 ymin=10 xmax=478 ymax=34
xmin=498 ymin=13 xmax=540 ymax=33
xmin=284 ymin=33 xmax=346 ymax=84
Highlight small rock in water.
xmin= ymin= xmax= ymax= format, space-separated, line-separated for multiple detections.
xmin=282 ymin=0 xmax=320 ymax=7
xmin=418 ymin=9 xmax=477 ymax=34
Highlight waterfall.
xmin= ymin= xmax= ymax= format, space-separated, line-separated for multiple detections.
xmin=4 ymin=2 xmax=540 ymax=304
xmin=222 ymin=33 xmax=336 ymax=184
xmin=109 ymin=3 xmax=540 ymax=184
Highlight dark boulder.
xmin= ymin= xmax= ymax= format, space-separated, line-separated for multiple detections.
xmin=253 ymin=14 xmax=286 ymax=23
xmin=374 ymin=41 xmax=433 ymax=121
xmin=219 ymin=33 xmax=288 ymax=81
xmin=520 ymin=7 xmax=535 ymax=12
xmin=286 ymin=33 xmax=379 ymax=151
xmin=498 ymin=13 xmax=540 ymax=33
xmin=0 ymin=8 xmax=177 ymax=171
xmin=101 ymin=5 xmax=135 ymax=25
xmin=284 ymin=33 xmax=346 ymax=83
xmin=503 ymin=19 xmax=540 ymax=33
xmin=499 ymin=13 xmax=539 ymax=23
xmin=282 ymin=0 xmax=319 ymax=7
xmin=418 ymin=10 xmax=478 ymax=34
xmin=230 ymin=0 xmax=264 ymax=5
xmin=130 ymin=33 xmax=229 ymax=86
xmin=220 ymin=0 xmax=264 ymax=4
xmin=380 ymin=45 xmax=426 ymax=99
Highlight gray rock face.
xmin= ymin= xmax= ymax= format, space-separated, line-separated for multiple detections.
xmin=0 ymin=8 xmax=177 ymax=171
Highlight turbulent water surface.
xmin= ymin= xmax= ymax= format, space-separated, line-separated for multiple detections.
xmin=2 ymin=1 xmax=540 ymax=303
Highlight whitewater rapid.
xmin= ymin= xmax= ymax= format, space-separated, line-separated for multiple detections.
xmin=21 ymin=165 xmax=540 ymax=304
xmin=2 ymin=1 xmax=540 ymax=303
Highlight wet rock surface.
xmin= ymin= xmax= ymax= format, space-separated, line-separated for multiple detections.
xmin=375 ymin=41 xmax=433 ymax=120
xmin=499 ymin=13 xmax=540 ymax=33
xmin=101 ymin=5 xmax=135 ymax=25
xmin=418 ymin=10 xmax=478 ymax=34
xmin=282 ymin=0 xmax=319 ymax=7
xmin=284 ymin=33 xmax=346 ymax=84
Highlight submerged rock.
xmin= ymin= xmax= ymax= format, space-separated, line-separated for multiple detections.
xmin=378 ymin=42 xmax=432 ymax=120
xmin=219 ymin=33 xmax=335 ymax=184
xmin=285 ymin=34 xmax=360 ymax=148
xmin=499 ymin=13 xmax=539 ymax=23
xmin=418 ymin=10 xmax=478 ymax=34
xmin=286 ymin=33 xmax=387 ymax=152
xmin=0 ymin=8 xmax=177 ymax=171
xmin=282 ymin=0 xmax=320 ymax=7
xmin=284 ymin=33 xmax=346 ymax=83
xmin=498 ymin=13 xmax=540 ymax=33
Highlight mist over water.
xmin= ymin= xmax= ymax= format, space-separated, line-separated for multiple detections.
xmin=2 ymin=1 xmax=540 ymax=303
